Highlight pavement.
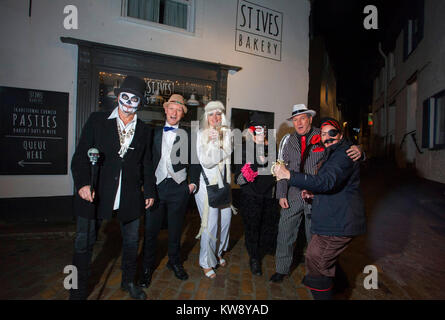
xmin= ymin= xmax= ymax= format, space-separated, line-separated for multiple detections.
xmin=1 ymin=161 xmax=445 ymax=300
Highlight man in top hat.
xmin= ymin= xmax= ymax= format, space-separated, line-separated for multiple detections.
xmin=139 ymin=94 xmax=201 ymax=286
xmin=70 ymin=75 xmax=155 ymax=300
xmin=269 ymin=104 xmax=362 ymax=283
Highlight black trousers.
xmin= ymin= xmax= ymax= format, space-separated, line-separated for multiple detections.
xmin=142 ymin=178 xmax=190 ymax=268
xmin=70 ymin=214 xmax=140 ymax=299
xmin=240 ymin=193 xmax=280 ymax=260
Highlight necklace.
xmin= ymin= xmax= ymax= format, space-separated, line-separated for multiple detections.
xmin=116 ymin=120 xmax=135 ymax=146
xmin=116 ymin=119 xmax=135 ymax=158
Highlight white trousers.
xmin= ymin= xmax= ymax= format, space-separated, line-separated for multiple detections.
xmin=194 ymin=184 xmax=232 ymax=269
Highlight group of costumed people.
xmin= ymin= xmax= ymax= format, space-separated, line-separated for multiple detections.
xmin=70 ymin=75 xmax=366 ymax=301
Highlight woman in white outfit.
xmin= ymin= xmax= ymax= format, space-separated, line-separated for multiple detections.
xmin=195 ymin=101 xmax=233 ymax=279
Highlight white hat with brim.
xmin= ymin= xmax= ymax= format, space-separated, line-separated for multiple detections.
xmin=287 ymin=104 xmax=316 ymax=120
xmin=204 ymin=101 xmax=225 ymax=113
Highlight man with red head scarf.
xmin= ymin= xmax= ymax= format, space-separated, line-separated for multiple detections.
xmin=274 ymin=117 xmax=367 ymax=299
xmin=270 ymin=105 xmax=363 ymax=284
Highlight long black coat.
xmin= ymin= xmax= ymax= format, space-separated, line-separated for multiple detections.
xmin=289 ymin=139 xmax=366 ymax=237
xmin=71 ymin=111 xmax=156 ymax=223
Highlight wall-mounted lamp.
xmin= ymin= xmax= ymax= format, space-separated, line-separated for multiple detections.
xmin=186 ymin=92 xmax=200 ymax=106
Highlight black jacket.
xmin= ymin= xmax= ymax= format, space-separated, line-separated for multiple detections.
xmin=151 ymin=125 xmax=201 ymax=194
xmin=71 ymin=111 xmax=156 ymax=223
xmin=289 ymin=139 xmax=366 ymax=237
xmin=234 ymin=141 xmax=275 ymax=198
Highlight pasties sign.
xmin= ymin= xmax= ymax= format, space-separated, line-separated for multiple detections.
xmin=0 ymin=86 xmax=68 ymax=175
xmin=235 ymin=0 xmax=283 ymax=61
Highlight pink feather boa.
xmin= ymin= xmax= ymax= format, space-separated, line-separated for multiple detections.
xmin=241 ymin=163 xmax=258 ymax=182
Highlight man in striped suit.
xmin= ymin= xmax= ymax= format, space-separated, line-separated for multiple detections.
xmin=270 ymin=104 xmax=362 ymax=283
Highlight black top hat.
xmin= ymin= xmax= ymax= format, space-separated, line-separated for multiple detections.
xmin=114 ymin=76 xmax=146 ymax=101
xmin=248 ymin=111 xmax=267 ymax=127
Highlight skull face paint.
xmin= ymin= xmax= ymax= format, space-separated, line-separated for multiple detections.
xmin=249 ymin=126 xmax=265 ymax=136
xmin=254 ymin=126 xmax=265 ymax=136
xmin=118 ymin=92 xmax=141 ymax=114
xmin=249 ymin=125 xmax=266 ymax=143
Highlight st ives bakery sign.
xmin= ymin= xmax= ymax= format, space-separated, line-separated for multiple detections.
xmin=235 ymin=0 xmax=283 ymax=61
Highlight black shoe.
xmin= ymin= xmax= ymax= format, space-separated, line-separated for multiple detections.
xmin=139 ymin=268 xmax=154 ymax=288
xmin=166 ymin=262 xmax=189 ymax=280
xmin=249 ymin=258 xmax=263 ymax=276
xmin=121 ymin=282 xmax=147 ymax=300
xmin=269 ymin=272 xmax=286 ymax=283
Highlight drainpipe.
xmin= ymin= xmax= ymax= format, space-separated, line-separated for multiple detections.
xmin=378 ymin=42 xmax=389 ymax=156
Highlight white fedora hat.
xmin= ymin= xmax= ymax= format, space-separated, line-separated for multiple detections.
xmin=287 ymin=104 xmax=316 ymax=120
xmin=204 ymin=100 xmax=225 ymax=113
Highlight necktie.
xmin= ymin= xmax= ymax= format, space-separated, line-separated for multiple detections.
xmin=164 ymin=126 xmax=176 ymax=132
xmin=300 ymin=135 xmax=306 ymax=162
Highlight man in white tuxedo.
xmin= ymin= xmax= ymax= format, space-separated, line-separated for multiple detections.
xmin=140 ymin=94 xmax=200 ymax=287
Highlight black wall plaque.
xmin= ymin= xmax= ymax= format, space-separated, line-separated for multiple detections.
xmin=0 ymin=86 xmax=69 ymax=175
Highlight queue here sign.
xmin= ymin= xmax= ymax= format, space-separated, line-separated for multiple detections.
xmin=0 ymin=86 xmax=68 ymax=175
xmin=235 ymin=0 xmax=283 ymax=61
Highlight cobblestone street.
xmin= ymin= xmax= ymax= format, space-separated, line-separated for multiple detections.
xmin=1 ymin=163 xmax=444 ymax=300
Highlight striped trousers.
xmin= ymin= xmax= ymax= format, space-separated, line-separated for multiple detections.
xmin=275 ymin=200 xmax=312 ymax=274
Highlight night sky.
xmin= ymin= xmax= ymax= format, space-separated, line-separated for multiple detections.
xmin=311 ymin=0 xmax=408 ymax=126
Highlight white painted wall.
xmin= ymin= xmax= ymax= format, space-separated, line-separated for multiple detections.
xmin=371 ymin=0 xmax=445 ymax=183
xmin=0 ymin=0 xmax=310 ymax=198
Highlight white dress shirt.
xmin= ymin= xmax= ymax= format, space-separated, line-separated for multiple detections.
xmin=108 ymin=107 xmax=137 ymax=210
xmin=155 ymin=122 xmax=179 ymax=184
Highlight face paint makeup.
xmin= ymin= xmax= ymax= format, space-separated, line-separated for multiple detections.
xmin=254 ymin=126 xmax=265 ymax=135
xmin=118 ymin=92 xmax=140 ymax=114
xmin=249 ymin=126 xmax=265 ymax=135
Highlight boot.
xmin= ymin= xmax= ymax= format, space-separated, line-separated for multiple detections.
xmin=121 ymin=281 xmax=147 ymax=300
xmin=249 ymin=258 xmax=263 ymax=276
xmin=333 ymin=263 xmax=349 ymax=294
xmin=269 ymin=272 xmax=286 ymax=283
xmin=302 ymin=275 xmax=334 ymax=300
xmin=138 ymin=267 xmax=154 ymax=288
xmin=121 ymin=261 xmax=147 ymax=299
xmin=69 ymin=252 xmax=91 ymax=300
xmin=166 ymin=261 xmax=189 ymax=280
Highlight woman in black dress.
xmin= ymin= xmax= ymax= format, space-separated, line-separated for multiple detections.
xmin=234 ymin=112 xmax=280 ymax=276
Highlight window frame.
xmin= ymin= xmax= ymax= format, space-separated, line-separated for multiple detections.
xmin=403 ymin=0 xmax=424 ymax=61
xmin=121 ymin=0 xmax=196 ymax=34
xmin=422 ymin=89 xmax=445 ymax=150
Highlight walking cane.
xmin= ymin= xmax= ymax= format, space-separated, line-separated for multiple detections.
xmin=86 ymin=148 xmax=100 ymax=281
